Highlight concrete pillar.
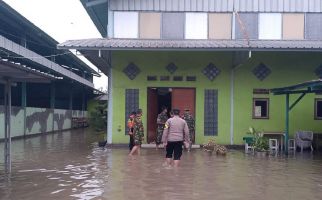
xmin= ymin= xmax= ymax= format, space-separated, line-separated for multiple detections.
xmin=69 ymin=84 xmax=73 ymax=110
xmin=50 ymin=82 xmax=55 ymax=131
xmin=22 ymin=82 xmax=26 ymax=136
xmin=4 ymin=79 xmax=12 ymax=173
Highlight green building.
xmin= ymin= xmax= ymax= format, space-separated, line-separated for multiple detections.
xmin=59 ymin=0 xmax=322 ymax=145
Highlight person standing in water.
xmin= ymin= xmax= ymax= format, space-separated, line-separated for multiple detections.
xmin=182 ymin=108 xmax=195 ymax=152
xmin=127 ymin=111 xmax=136 ymax=151
xmin=156 ymin=106 xmax=168 ymax=149
xmin=162 ymin=108 xmax=190 ymax=167
xmin=129 ymin=109 xmax=144 ymax=156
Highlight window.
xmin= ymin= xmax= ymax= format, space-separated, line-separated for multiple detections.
xmin=162 ymin=13 xmax=184 ymax=39
xmin=204 ymin=89 xmax=218 ymax=136
xmin=114 ymin=12 xmax=138 ymax=38
xmin=305 ymin=13 xmax=322 ymax=40
xmin=139 ymin=12 xmax=161 ymax=39
xmin=315 ymin=98 xmax=322 ymax=120
xmin=259 ymin=13 xmax=282 ymax=40
xmin=282 ymin=14 xmax=304 ymax=40
xmin=185 ymin=13 xmax=208 ymax=39
xmin=253 ymin=98 xmax=269 ymax=119
xmin=235 ymin=13 xmax=258 ymax=39
xmin=209 ymin=13 xmax=232 ymax=39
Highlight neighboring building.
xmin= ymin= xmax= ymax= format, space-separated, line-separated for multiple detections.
xmin=0 ymin=1 xmax=99 ymax=140
xmin=59 ymin=0 xmax=322 ymax=145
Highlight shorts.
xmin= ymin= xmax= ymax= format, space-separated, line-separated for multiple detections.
xmin=166 ymin=141 xmax=183 ymax=160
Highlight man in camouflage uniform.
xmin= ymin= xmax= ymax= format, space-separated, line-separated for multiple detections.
xmin=182 ymin=108 xmax=195 ymax=152
xmin=156 ymin=106 xmax=168 ymax=149
xmin=129 ymin=109 xmax=144 ymax=156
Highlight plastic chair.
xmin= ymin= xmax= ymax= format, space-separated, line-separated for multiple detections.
xmin=288 ymin=139 xmax=296 ymax=151
xmin=243 ymin=136 xmax=254 ymax=152
xmin=269 ymin=139 xmax=279 ymax=151
xmin=295 ymin=131 xmax=314 ymax=152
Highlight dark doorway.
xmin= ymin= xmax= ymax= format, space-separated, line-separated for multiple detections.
xmin=147 ymin=87 xmax=195 ymax=144
xmin=147 ymin=88 xmax=172 ymax=143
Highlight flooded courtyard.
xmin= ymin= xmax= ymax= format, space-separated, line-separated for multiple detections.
xmin=0 ymin=129 xmax=322 ymax=200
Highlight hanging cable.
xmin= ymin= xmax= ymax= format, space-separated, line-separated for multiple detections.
xmin=234 ymin=11 xmax=250 ymax=46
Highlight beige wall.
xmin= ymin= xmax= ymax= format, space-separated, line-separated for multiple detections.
xmin=139 ymin=12 xmax=161 ymax=39
xmin=209 ymin=13 xmax=232 ymax=39
xmin=283 ymin=14 xmax=304 ymax=40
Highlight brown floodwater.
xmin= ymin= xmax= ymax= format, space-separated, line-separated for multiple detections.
xmin=1 ymin=129 xmax=322 ymax=200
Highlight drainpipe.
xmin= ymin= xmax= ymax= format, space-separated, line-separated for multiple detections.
xmin=230 ymin=51 xmax=252 ymax=145
xmin=230 ymin=68 xmax=235 ymax=145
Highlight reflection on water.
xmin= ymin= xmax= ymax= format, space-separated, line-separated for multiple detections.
xmin=1 ymin=129 xmax=322 ymax=200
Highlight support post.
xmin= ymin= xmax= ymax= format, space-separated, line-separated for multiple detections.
xmin=4 ymin=79 xmax=12 ymax=173
xmin=81 ymin=87 xmax=85 ymax=117
xmin=22 ymin=82 xmax=26 ymax=136
xmin=69 ymin=84 xmax=73 ymax=110
xmin=107 ymin=67 xmax=113 ymax=144
xmin=285 ymin=94 xmax=290 ymax=154
xmin=50 ymin=82 xmax=55 ymax=131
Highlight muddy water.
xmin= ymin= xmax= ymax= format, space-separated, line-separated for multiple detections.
xmin=1 ymin=129 xmax=322 ymax=200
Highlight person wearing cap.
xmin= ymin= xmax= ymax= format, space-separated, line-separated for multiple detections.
xmin=162 ymin=108 xmax=190 ymax=167
xmin=156 ymin=106 xmax=168 ymax=149
xmin=182 ymin=108 xmax=195 ymax=152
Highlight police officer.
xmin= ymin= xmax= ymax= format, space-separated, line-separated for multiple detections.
xmin=162 ymin=108 xmax=190 ymax=167
xmin=156 ymin=106 xmax=168 ymax=149
xmin=182 ymin=108 xmax=195 ymax=152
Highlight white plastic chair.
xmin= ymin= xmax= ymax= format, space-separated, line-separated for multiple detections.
xmin=269 ymin=139 xmax=279 ymax=151
xmin=295 ymin=131 xmax=314 ymax=152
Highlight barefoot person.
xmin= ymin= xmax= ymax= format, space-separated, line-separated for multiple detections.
xmin=156 ymin=106 xmax=168 ymax=149
xmin=182 ymin=108 xmax=195 ymax=152
xmin=129 ymin=109 xmax=144 ymax=156
xmin=162 ymin=108 xmax=190 ymax=167
xmin=127 ymin=111 xmax=136 ymax=151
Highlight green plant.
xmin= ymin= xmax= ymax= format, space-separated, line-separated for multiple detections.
xmin=248 ymin=127 xmax=269 ymax=151
xmin=89 ymin=101 xmax=107 ymax=132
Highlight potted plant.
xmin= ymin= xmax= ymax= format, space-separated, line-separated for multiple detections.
xmin=248 ymin=127 xmax=269 ymax=155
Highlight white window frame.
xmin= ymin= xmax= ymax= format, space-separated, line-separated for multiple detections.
xmin=259 ymin=13 xmax=282 ymax=40
xmin=114 ymin=12 xmax=138 ymax=38
xmin=185 ymin=13 xmax=208 ymax=39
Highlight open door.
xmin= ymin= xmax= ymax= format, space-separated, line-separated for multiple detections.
xmin=172 ymin=88 xmax=196 ymax=143
xmin=171 ymin=88 xmax=195 ymax=117
xmin=147 ymin=88 xmax=158 ymax=143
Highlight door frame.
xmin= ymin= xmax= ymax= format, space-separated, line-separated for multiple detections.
xmin=146 ymin=87 xmax=196 ymax=143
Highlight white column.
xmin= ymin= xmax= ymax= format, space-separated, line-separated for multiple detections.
xmin=107 ymin=67 xmax=113 ymax=144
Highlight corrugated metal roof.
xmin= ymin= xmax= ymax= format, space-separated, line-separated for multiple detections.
xmin=58 ymin=38 xmax=322 ymax=51
xmin=109 ymin=0 xmax=322 ymax=12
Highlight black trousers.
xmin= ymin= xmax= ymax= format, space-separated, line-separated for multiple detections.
xmin=129 ymin=136 xmax=134 ymax=151
xmin=166 ymin=141 xmax=183 ymax=160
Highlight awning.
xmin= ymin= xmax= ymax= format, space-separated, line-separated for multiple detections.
xmin=0 ymin=57 xmax=59 ymax=83
xmin=1 ymin=57 xmax=59 ymax=174
xmin=271 ymin=79 xmax=322 ymax=95
xmin=58 ymin=38 xmax=322 ymax=51
xmin=270 ymin=79 xmax=322 ymax=154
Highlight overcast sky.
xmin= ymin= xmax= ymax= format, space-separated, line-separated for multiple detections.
xmin=3 ymin=0 xmax=107 ymax=90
